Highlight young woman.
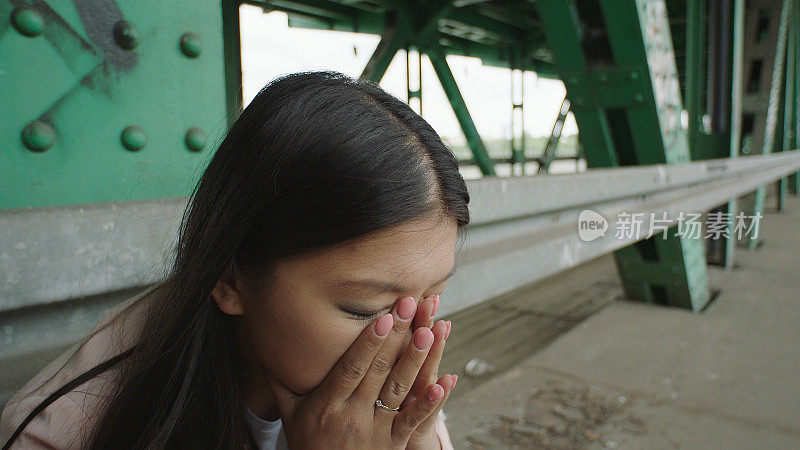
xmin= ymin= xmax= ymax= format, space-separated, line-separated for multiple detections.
xmin=0 ymin=70 xmax=470 ymax=449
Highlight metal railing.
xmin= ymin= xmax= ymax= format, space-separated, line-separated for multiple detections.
xmin=2 ymin=150 xmax=799 ymax=363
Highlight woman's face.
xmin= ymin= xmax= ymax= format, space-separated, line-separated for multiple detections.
xmin=235 ymin=214 xmax=458 ymax=398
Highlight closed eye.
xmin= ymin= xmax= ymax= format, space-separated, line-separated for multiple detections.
xmin=338 ymin=290 xmax=444 ymax=321
xmin=339 ymin=306 xmax=390 ymax=321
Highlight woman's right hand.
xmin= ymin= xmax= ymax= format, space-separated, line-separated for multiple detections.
xmin=267 ymin=297 xmax=452 ymax=449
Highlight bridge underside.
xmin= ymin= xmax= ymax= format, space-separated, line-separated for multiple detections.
xmin=2 ymin=0 xmax=800 ymax=408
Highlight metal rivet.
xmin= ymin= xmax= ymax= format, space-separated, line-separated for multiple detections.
xmin=180 ymin=32 xmax=202 ymax=58
xmin=121 ymin=126 xmax=146 ymax=151
xmin=113 ymin=20 xmax=139 ymax=50
xmin=184 ymin=127 xmax=207 ymax=152
xmin=11 ymin=7 xmax=44 ymax=37
xmin=21 ymin=121 xmax=55 ymax=152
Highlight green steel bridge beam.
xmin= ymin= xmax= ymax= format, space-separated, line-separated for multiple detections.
xmin=359 ymin=8 xmax=409 ymax=83
xmin=406 ymin=46 xmax=423 ymax=115
xmin=223 ymin=0 xmax=244 ymax=125
xmin=358 ymin=0 xmax=496 ymax=176
xmin=748 ymin=0 xmax=792 ymax=249
xmin=602 ymin=0 xmax=710 ymax=310
xmin=530 ymin=2 xmax=619 ymax=169
xmin=685 ymin=0 xmax=738 ymax=268
xmin=685 ymin=0 xmax=707 ymax=161
xmin=775 ymin=10 xmax=793 ymax=211
xmin=535 ymin=0 xmax=712 ymax=311
xmin=1 ymin=0 xmax=229 ymax=210
xmin=425 ymin=45 xmax=496 ymax=176
xmin=510 ymin=55 xmax=526 ymax=174
xmin=538 ymin=97 xmax=570 ymax=174
xmin=2 ymin=0 xmax=567 ymax=208
xmin=723 ymin=0 xmax=745 ymax=269
xmin=787 ymin=0 xmax=800 ymax=195
xmin=445 ymin=9 xmax=531 ymax=44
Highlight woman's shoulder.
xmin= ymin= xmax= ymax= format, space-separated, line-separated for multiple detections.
xmin=0 ymin=368 xmax=118 ymax=449
xmin=0 ymin=285 xmax=158 ymax=449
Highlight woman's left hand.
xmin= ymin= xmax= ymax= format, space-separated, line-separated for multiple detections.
xmin=403 ymin=295 xmax=456 ymax=449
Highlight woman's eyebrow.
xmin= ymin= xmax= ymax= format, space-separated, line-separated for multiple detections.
xmin=333 ymin=264 xmax=457 ymax=294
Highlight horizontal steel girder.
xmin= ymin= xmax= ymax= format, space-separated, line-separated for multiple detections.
xmin=2 ymin=150 xmax=799 ymax=358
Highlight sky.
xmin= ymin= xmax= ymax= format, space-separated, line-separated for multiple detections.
xmin=238 ymin=4 xmax=578 ymax=145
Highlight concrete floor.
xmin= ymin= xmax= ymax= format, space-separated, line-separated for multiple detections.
xmin=441 ymin=191 xmax=800 ymax=449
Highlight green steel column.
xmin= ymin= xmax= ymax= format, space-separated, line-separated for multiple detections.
xmin=725 ymin=0 xmax=746 ymax=269
xmin=406 ymin=46 xmax=423 ymax=115
xmin=510 ymin=59 xmax=526 ymax=175
xmin=748 ymin=0 xmax=792 ymax=248
xmin=533 ymin=1 xmax=619 ymax=168
xmin=426 ymin=46 xmax=496 ymax=176
xmin=536 ymin=0 xmax=711 ymax=310
xmin=600 ymin=0 xmax=691 ymax=164
xmin=789 ymin=0 xmax=800 ymax=195
xmin=538 ymin=97 xmax=571 ymax=174
xmin=360 ymin=10 xmax=409 ymax=84
xmin=686 ymin=0 xmax=708 ymax=160
xmin=408 ymin=0 xmax=495 ymax=175
xmin=692 ymin=0 xmax=736 ymax=267
xmin=776 ymin=21 xmax=793 ymax=210
xmin=222 ymin=0 xmax=243 ymax=126
xmin=608 ymin=0 xmax=710 ymax=309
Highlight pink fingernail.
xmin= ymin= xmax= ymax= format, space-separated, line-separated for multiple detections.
xmin=375 ymin=314 xmax=393 ymax=336
xmin=435 ymin=320 xmax=447 ymax=337
xmin=428 ymin=384 xmax=444 ymax=402
xmin=433 ymin=295 xmax=440 ymax=316
xmin=452 ymin=375 xmax=458 ymax=389
xmin=413 ymin=328 xmax=433 ymax=350
xmin=396 ymin=296 xmax=416 ymax=320
xmin=445 ymin=321 xmax=451 ymax=339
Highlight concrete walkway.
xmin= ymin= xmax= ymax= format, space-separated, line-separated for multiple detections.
xmin=441 ymin=192 xmax=800 ymax=449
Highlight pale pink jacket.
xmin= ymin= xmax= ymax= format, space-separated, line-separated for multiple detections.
xmin=0 ymin=286 xmax=454 ymax=449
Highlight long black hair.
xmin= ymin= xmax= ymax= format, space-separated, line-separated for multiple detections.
xmin=5 ymin=70 xmax=470 ymax=449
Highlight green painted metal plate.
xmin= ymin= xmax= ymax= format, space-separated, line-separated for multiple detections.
xmin=1 ymin=1 xmax=227 ymax=210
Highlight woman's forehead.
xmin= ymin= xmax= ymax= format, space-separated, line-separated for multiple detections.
xmin=291 ymin=216 xmax=457 ymax=282
xmin=338 ymin=216 xmax=453 ymax=260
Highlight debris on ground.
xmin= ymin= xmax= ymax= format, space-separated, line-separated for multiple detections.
xmin=463 ymin=382 xmax=649 ymax=449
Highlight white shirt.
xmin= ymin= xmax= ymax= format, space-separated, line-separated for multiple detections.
xmin=245 ymin=406 xmax=290 ymax=450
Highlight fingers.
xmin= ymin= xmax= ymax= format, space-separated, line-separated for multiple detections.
xmin=353 ymin=296 xmax=417 ymax=403
xmin=412 ymin=294 xmax=439 ymax=331
xmin=409 ymin=319 xmax=449 ymax=397
xmin=315 ymin=313 xmax=394 ymax=405
xmin=410 ymin=374 xmax=455 ymax=440
xmin=374 ymin=327 xmax=434 ymax=413
xmin=391 ymin=375 xmax=454 ymax=440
